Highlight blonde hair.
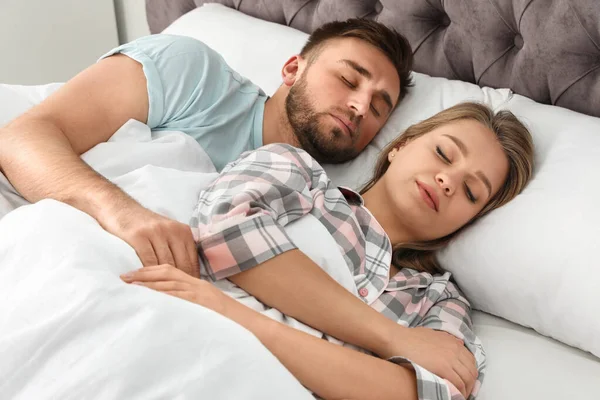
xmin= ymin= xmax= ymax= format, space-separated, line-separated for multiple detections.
xmin=361 ymin=102 xmax=535 ymax=274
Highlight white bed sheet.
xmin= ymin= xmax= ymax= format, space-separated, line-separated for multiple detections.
xmin=473 ymin=311 xmax=600 ymax=400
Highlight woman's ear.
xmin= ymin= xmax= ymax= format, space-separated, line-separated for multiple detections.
xmin=387 ymin=147 xmax=398 ymax=162
xmin=281 ymin=55 xmax=304 ymax=87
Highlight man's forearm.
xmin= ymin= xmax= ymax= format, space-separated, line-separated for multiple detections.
xmin=0 ymin=116 xmax=137 ymax=221
xmin=229 ymin=249 xmax=405 ymax=358
xmin=222 ymin=293 xmax=418 ymax=400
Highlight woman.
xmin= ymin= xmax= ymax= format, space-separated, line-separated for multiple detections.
xmin=121 ymin=103 xmax=534 ymax=400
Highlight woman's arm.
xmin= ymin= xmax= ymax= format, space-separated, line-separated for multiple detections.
xmin=122 ymin=264 xmax=418 ymax=400
xmin=222 ymin=284 xmax=420 ymax=400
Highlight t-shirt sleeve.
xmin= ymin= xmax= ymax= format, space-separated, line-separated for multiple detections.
xmin=98 ymin=34 xmax=229 ymax=130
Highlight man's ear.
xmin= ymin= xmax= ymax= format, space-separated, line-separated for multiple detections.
xmin=281 ymin=55 xmax=305 ymax=87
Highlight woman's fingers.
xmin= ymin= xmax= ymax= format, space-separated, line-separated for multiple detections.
xmin=448 ymin=369 xmax=467 ymax=398
xmin=131 ymin=280 xmax=189 ymax=292
xmin=121 ymin=264 xmax=176 ymax=282
xmin=458 ymin=347 xmax=479 ymax=380
xmin=452 ymin=360 xmax=475 ymax=398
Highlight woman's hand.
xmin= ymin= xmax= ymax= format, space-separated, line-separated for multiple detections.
xmin=120 ymin=264 xmax=226 ymax=313
xmin=385 ymin=326 xmax=478 ymax=398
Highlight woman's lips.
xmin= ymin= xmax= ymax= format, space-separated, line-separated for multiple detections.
xmin=416 ymin=180 xmax=439 ymax=212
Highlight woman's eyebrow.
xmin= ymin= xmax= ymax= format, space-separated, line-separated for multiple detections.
xmin=443 ymin=133 xmax=492 ymax=197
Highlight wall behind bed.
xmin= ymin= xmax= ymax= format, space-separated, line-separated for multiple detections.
xmin=146 ymin=0 xmax=600 ymax=119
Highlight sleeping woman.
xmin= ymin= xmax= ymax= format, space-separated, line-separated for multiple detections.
xmin=121 ymin=102 xmax=534 ymax=400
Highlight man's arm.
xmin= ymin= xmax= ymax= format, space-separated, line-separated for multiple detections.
xmin=0 ymin=54 xmax=199 ymax=275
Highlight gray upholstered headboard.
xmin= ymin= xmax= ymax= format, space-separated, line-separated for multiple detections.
xmin=146 ymin=0 xmax=600 ymax=118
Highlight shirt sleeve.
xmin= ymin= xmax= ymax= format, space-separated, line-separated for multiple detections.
xmin=98 ymin=34 xmax=234 ymax=130
xmin=190 ymin=143 xmax=330 ymax=281
xmin=388 ymin=282 xmax=486 ymax=400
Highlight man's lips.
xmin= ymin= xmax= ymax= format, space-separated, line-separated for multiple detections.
xmin=330 ymin=113 xmax=356 ymax=136
xmin=416 ymin=180 xmax=439 ymax=212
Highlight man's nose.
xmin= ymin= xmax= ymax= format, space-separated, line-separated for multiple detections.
xmin=347 ymin=92 xmax=370 ymax=117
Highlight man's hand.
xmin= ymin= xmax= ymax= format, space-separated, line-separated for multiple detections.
xmin=385 ymin=326 xmax=478 ymax=398
xmin=103 ymin=204 xmax=200 ymax=278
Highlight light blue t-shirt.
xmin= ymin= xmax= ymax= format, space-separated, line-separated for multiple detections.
xmin=100 ymin=34 xmax=267 ymax=171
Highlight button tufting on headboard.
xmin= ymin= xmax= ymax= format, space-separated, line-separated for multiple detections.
xmin=148 ymin=0 xmax=600 ymax=118
xmin=440 ymin=14 xmax=450 ymax=28
xmin=513 ymin=34 xmax=524 ymax=50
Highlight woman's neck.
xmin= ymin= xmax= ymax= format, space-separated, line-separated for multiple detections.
xmin=361 ymin=183 xmax=413 ymax=246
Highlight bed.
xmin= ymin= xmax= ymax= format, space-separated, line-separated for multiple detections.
xmin=1 ymin=1 xmax=600 ymax=399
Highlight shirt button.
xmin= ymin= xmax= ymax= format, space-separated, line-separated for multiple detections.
xmin=358 ymin=288 xmax=369 ymax=297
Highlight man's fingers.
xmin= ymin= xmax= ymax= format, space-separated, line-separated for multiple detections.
xmin=151 ymin=237 xmax=176 ymax=267
xmin=132 ymin=238 xmax=158 ymax=267
xmin=185 ymin=234 xmax=200 ymax=278
xmin=169 ymin=238 xmax=192 ymax=273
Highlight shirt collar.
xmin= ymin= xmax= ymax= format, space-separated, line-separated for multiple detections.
xmin=338 ymin=186 xmax=364 ymax=206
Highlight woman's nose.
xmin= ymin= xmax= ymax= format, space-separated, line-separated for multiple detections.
xmin=436 ymin=173 xmax=455 ymax=196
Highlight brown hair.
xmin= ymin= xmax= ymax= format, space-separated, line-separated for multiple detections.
xmin=361 ymin=102 xmax=535 ymax=274
xmin=300 ymin=19 xmax=414 ymax=103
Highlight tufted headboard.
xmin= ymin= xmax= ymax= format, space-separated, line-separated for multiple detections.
xmin=146 ymin=0 xmax=600 ymax=118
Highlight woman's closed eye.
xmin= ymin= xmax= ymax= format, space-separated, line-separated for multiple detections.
xmin=464 ymin=183 xmax=477 ymax=203
xmin=436 ymin=146 xmax=478 ymax=203
xmin=436 ymin=146 xmax=451 ymax=164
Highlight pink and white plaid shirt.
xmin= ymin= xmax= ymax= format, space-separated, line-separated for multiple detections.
xmin=190 ymin=144 xmax=486 ymax=400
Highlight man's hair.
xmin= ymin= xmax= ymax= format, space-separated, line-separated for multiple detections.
xmin=300 ymin=18 xmax=414 ymax=103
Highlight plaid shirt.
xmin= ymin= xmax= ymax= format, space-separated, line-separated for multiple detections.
xmin=190 ymin=144 xmax=486 ymax=400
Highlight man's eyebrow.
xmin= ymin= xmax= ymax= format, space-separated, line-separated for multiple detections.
xmin=338 ymin=59 xmax=394 ymax=112
xmin=443 ymin=134 xmax=493 ymax=197
xmin=340 ymin=59 xmax=372 ymax=79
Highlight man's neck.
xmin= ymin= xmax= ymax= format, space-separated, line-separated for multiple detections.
xmin=262 ymin=90 xmax=299 ymax=147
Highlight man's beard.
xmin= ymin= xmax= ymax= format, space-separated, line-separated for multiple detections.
xmin=285 ymin=74 xmax=360 ymax=164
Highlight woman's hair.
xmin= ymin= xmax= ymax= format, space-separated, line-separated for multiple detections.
xmin=360 ymin=102 xmax=535 ymax=274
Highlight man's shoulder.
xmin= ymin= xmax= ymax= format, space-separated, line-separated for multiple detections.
xmin=124 ymin=34 xmax=220 ymax=59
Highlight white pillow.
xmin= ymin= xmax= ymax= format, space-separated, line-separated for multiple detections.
xmin=164 ymin=4 xmax=600 ymax=358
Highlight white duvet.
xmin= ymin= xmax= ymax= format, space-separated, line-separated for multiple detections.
xmin=0 ymin=120 xmax=357 ymax=399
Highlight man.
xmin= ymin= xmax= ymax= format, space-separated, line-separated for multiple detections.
xmin=0 ymin=19 xmax=478 ymax=396
xmin=0 ymin=19 xmax=411 ymax=273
